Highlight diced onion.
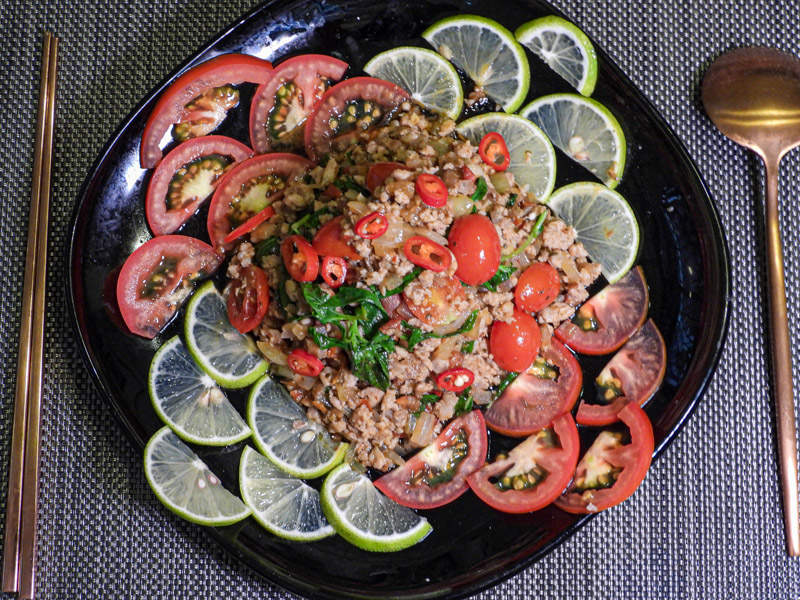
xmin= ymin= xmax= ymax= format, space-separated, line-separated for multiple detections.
xmin=451 ymin=194 xmax=474 ymax=217
xmin=490 ymin=172 xmax=511 ymax=194
xmin=415 ymin=228 xmax=448 ymax=246
xmin=431 ymin=310 xmax=469 ymax=336
xmin=347 ymin=200 xmax=369 ymax=215
xmin=497 ymin=273 xmax=517 ymax=293
xmin=561 ymin=257 xmax=582 ymax=284
xmin=432 ymin=336 xmax=460 ymax=362
xmin=410 ymin=411 xmax=437 ymax=447
xmin=321 ymin=158 xmax=339 ymax=187
xmin=257 ymin=341 xmax=288 ymax=365
xmin=473 ymin=388 xmax=493 ymax=405
xmin=337 ymin=385 xmax=357 ymax=407
xmin=294 ymin=374 xmax=317 ymax=391
xmin=384 ymin=447 xmax=406 ymax=467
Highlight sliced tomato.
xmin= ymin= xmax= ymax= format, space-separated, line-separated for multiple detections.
xmin=227 ymin=265 xmax=269 ymax=333
xmin=403 ymin=236 xmax=452 ymax=272
xmin=416 ymin=174 xmax=448 ymax=207
xmin=485 ymin=338 xmax=582 ymax=437
xmin=281 ymin=235 xmax=320 ymax=282
xmin=304 ymin=77 xmax=409 ymax=161
xmin=321 ymin=256 xmax=347 ymax=288
xmin=555 ymin=266 xmax=649 ymax=355
xmin=146 ymin=136 xmax=253 ymax=236
xmin=515 ymin=262 xmax=561 ymax=313
xmin=249 ymin=54 xmax=348 ymax=154
xmin=311 ymin=216 xmax=361 ymax=260
xmin=141 ymin=54 xmax=273 ymax=169
xmin=448 ymin=214 xmax=502 ymax=286
xmin=403 ymin=273 xmax=466 ymax=327
xmin=555 ymin=403 xmax=654 ymax=514
xmin=467 ymin=413 xmax=579 ymax=513
xmin=577 ymin=319 xmax=667 ymax=426
xmin=287 ymin=348 xmax=324 ymax=376
xmin=478 ymin=132 xmax=510 ymax=171
xmin=366 ymin=161 xmax=407 ymax=192
xmin=374 ymin=410 xmax=488 ymax=509
xmin=489 ymin=309 xmax=541 ymax=373
xmin=207 ymin=153 xmax=312 ymax=251
xmin=116 ymin=235 xmax=222 ymax=338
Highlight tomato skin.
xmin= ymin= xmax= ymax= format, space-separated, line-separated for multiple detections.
xmin=287 ymin=349 xmax=324 ymax=377
xmin=415 ymin=173 xmax=448 ymax=207
xmin=403 ymin=236 xmax=452 ymax=272
xmin=227 ymin=265 xmax=269 ymax=333
xmin=461 ymin=165 xmax=476 ymax=181
xmin=403 ymin=274 xmax=467 ymax=327
xmin=141 ymin=54 xmax=273 ymax=169
xmin=437 ymin=368 xmax=474 ymax=392
xmin=281 ymin=235 xmax=320 ymax=282
xmin=311 ymin=216 xmax=361 ymax=260
xmin=515 ymin=262 xmax=561 ymax=313
xmin=321 ymin=256 xmax=347 ymax=288
xmin=489 ymin=309 xmax=541 ymax=373
xmin=355 ymin=212 xmax=389 ymax=239
xmin=223 ymin=205 xmax=275 ymax=244
xmin=448 ymin=214 xmax=502 ymax=286
xmin=478 ymin=132 xmax=510 ymax=171
xmin=366 ymin=161 xmax=406 ymax=192
xmin=374 ymin=411 xmax=488 ymax=509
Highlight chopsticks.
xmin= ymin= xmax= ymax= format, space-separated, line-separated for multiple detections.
xmin=2 ymin=30 xmax=58 ymax=600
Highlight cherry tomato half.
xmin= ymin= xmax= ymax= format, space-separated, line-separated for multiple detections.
xmin=448 ymin=214 xmax=502 ymax=286
xmin=281 ymin=235 xmax=320 ymax=282
xmin=478 ymin=132 xmax=510 ymax=171
xmin=366 ymin=161 xmax=407 ymax=192
xmin=437 ymin=368 xmax=474 ymax=392
xmin=227 ymin=265 xmax=270 ymax=333
xmin=403 ymin=274 xmax=466 ymax=327
xmin=287 ymin=348 xmax=324 ymax=377
xmin=355 ymin=212 xmax=389 ymax=239
xmin=321 ymin=256 xmax=347 ymax=288
xmin=515 ymin=262 xmax=561 ymax=313
xmin=415 ymin=173 xmax=448 ymax=207
xmin=311 ymin=216 xmax=361 ymax=261
xmin=490 ymin=309 xmax=541 ymax=373
xmin=403 ymin=236 xmax=452 ymax=272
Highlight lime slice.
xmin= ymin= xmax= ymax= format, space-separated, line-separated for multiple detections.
xmin=456 ymin=112 xmax=556 ymax=202
xmin=422 ymin=15 xmax=530 ymax=113
xmin=320 ymin=463 xmax=432 ymax=552
xmin=247 ymin=374 xmax=347 ymax=478
xmin=364 ymin=46 xmax=464 ymax=120
xmin=184 ymin=280 xmax=268 ymax=389
xmin=149 ymin=336 xmax=251 ymax=446
xmin=144 ymin=426 xmax=250 ymax=526
xmin=515 ymin=16 xmax=597 ymax=96
xmin=547 ymin=182 xmax=639 ymax=283
xmin=239 ymin=446 xmax=335 ymax=541
xmin=520 ymin=93 xmax=626 ymax=188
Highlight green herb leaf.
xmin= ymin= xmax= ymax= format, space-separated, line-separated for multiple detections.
xmin=401 ymin=310 xmax=478 ymax=351
xmin=302 ymin=283 xmax=387 ymax=325
xmin=453 ymin=388 xmax=473 ymax=416
xmin=254 ymin=236 xmax=281 ymax=263
xmin=493 ymin=371 xmax=519 ymax=398
xmin=290 ymin=207 xmax=333 ymax=235
xmin=461 ymin=340 xmax=475 ymax=354
xmin=382 ymin=266 xmax=423 ymax=297
xmin=415 ymin=393 xmax=439 ymax=417
xmin=503 ymin=210 xmax=547 ymax=261
xmin=277 ymin=279 xmax=291 ymax=312
xmin=481 ymin=264 xmax=516 ymax=292
xmin=506 ymin=193 xmax=518 ymax=208
xmin=334 ymin=176 xmax=370 ymax=197
xmin=472 ymin=177 xmax=488 ymax=202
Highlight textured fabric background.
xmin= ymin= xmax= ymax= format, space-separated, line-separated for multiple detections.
xmin=1 ymin=0 xmax=799 ymax=598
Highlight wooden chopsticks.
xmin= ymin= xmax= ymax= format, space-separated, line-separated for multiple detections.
xmin=2 ymin=30 xmax=58 ymax=600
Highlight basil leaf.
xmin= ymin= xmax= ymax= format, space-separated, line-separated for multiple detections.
xmin=493 ymin=371 xmax=519 ymax=398
xmin=471 ymin=177 xmax=488 ymax=201
xmin=415 ymin=393 xmax=439 ymax=417
xmin=254 ymin=236 xmax=280 ymax=263
xmin=461 ymin=340 xmax=475 ymax=354
xmin=310 ymin=327 xmax=347 ymax=350
xmin=481 ymin=264 xmax=516 ymax=292
xmin=382 ymin=266 xmax=423 ymax=297
xmin=506 ymin=193 xmax=518 ymax=208
xmin=453 ymin=388 xmax=474 ymax=416
xmin=334 ymin=176 xmax=370 ymax=197
xmin=503 ymin=210 xmax=547 ymax=260
xmin=290 ymin=207 xmax=333 ymax=235
xmin=401 ymin=310 xmax=478 ymax=351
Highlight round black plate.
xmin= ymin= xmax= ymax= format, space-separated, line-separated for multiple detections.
xmin=67 ymin=0 xmax=730 ymax=598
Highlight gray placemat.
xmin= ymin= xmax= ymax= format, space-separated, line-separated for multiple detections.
xmin=2 ymin=0 xmax=800 ymax=598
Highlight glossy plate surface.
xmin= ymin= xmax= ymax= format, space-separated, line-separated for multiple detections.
xmin=67 ymin=0 xmax=730 ymax=598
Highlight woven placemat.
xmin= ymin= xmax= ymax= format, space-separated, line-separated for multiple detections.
xmin=2 ymin=0 xmax=800 ymax=598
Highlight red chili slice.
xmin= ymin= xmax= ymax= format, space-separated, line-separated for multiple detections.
xmin=227 ymin=265 xmax=270 ymax=333
xmin=281 ymin=235 xmax=320 ymax=282
xmin=355 ymin=212 xmax=389 ymax=239
xmin=287 ymin=348 xmax=324 ymax=376
xmin=321 ymin=256 xmax=347 ymax=288
xmin=479 ymin=132 xmax=510 ymax=171
xmin=403 ymin=236 xmax=452 ymax=272
xmin=415 ymin=173 xmax=448 ymax=207
xmin=437 ymin=368 xmax=474 ymax=392
xmin=223 ymin=206 xmax=276 ymax=244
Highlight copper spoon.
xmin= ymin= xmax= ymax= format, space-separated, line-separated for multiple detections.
xmin=702 ymin=47 xmax=800 ymax=556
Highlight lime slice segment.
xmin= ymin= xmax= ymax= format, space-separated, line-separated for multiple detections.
xmin=149 ymin=336 xmax=251 ymax=446
xmin=239 ymin=446 xmax=335 ymax=541
xmin=547 ymin=181 xmax=639 ymax=283
xmin=144 ymin=426 xmax=250 ymax=526
xmin=515 ymin=16 xmax=597 ymax=96
xmin=520 ymin=93 xmax=626 ymax=188
xmin=247 ymin=374 xmax=347 ymax=478
xmin=364 ymin=46 xmax=464 ymax=120
xmin=184 ymin=280 xmax=268 ymax=389
xmin=456 ymin=112 xmax=556 ymax=203
xmin=320 ymin=463 xmax=432 ymax=552
xmin=422 ymin=15 xmax=530 ymax=113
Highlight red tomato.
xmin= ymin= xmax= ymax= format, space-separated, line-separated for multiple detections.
xmin=437 ymin=368 xmax=474 ymax=392
xmin=374 ymin=411 xmax=488 ymax=509
xmin=321 ymin=256 xmax=347 ymax=288
xmin=515 ymin=262 xmax=561 ymax=313
xmin=116 ymin=235 xmax=222 ymax=338
xmin=415 ymin=173 xmax=448 ymax=207
xmin=145 ymin=136 xmax=253 ymax=236
xmin=141 ymin=54 xmax=273 ymax=169
xmin=366 ymin=161 xmax=407 ymax=192
xmin=489 ymin=309 xmax=541 ymax=373
xmin=461 ymin=165 xmax=476 ymax=181
xmin=467 ymin=413 xmax=580 ymax=513
xmin=354 ymin=212 xmax=389 ymax=239
xmin=281 ymin=235 xmax=320 ymax=282
xmin=287 ymin=349 xmax=324 ymax=377
xmin=311 ymin=216 xmax=361 ymax=260
xmin=227 ymin=265 xmax=269 ymax=333
xmin=485 ymin=339 xmax=582 ymax=437
xmin=478 ymin=132 xmax=510 ymax=171
xmin=448 ymin=214 xmax=501 ymax=286
xmin=403 ymin=236 xmax=452 ymax=272
xmin=304 ymin=77 xmax=409 ymax=161
xmin=555 ymin=403 xmax=654 ymax=514
xmin=249 ymin=54 xmax=348 ymax=154
xmin=555 ymin=266 xmax=649 ymax=355
xmin=403 ymin=274 xmax=467 ymax=327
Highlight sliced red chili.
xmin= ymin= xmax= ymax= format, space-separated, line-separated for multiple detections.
xmin=403 ymin=236 xmax=452 ymax=272
xmin=223 ymin=205 xmax=276 ymax=244
xmin=355 ymin=212 xmax=389 ymax=239
xmin=287 ymin=348 xmax=324 ymax=376
xmin=479 ymin=132 xmax=510 ymax=172
xmin=461 ymin=165 xmax=476 ymax=181
xmin=415 ymin=173 xmax=448 ymax=207
xmin=321 ymin=256 xmax=347 ymax=288
xmin=281 ymin=234 xmax=319 ymax=282
xmin=437 ymin=368 xmax=475 ymax=392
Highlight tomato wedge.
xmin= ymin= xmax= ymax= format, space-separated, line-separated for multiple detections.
xmin=374 ymin=410 xmax=488 ymax=509
xmin=141 ymin=54 xmax=273 ymax=169
xmin=321 ymin=256 xmax=347 ymax=288
xmin=403 ymin=273 xmax=466 ymax=327
xmin=515 ymin=262 xmax=561 ymax=313
xmin=287 ymin=349 xmax=324 ymax=376
xmin=366 ymin=161 xmax=407 ymax=192
xmin=485 ymin=338 xmax=582 ymax=437
xmin=116 ymin=235 xmax=222 ymax=338
xmin=227 ymin=265 xmax=270 ymax=333
xmin=555 ymin=403 xmax=654 ymax=514
xmin=467 ymin=413 xmax=580 ymax=513
xmin=145 ymin=136 xmax=253 ymax=236
xmin=478 ymin=132 xmax=510 ymax=171
xmin=311 ymin=216 xmax=361 ymax=260
xmin=403 ymin=236 xmax=452 ymax=272
xmin=448 ymin=214 xmax=502 ymax=286
xmin=555 ymin=266 xmax=649 ymax=355
xmin=281 ymin=235 xmax=320 ymax=282
xmin=415 ymin=173 xmax=448 ymax=207
xmin=249 ymin=54 xmax=348 ymax=154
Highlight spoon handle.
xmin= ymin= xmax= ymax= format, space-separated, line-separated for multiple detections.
xmin=764 ymin=155 xmax=800 ymax=556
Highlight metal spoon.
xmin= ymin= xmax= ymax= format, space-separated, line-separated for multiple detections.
xmin=702 ymin=47 xmax=800 ymax=556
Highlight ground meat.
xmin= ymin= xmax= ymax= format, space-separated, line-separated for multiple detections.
xmin=542 ymin=220 xmax=575 ymax=250
xmin=538 ymin=302 xmax=576 ymax=325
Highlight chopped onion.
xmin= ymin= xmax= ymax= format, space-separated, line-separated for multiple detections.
xmin=273 ymin=364 xmax=295 ymax=379
xmin=384 ymin=447 xmax=406 ymax=467
xmin=347 ymin=200 xmax=369 ymax=215
xmin=410 ymin=411 xmax=437 ymax=447
xmin=513 ymin=251 xmax=532 ymax=270
xmin=451 ymin=194 xmax=474 ymax=217
xmin=497 ymin=273 xmax=518 ymax=293
xmin=256 ymin=341 xmax=288 ymax=365
xmin=321 ymin=157 xmax=339 ymax=187
xmin=431 ymin=310 xmax=469 ymax=336
xmin=490 ymin=172 xmax=511 ymax=194
xmin=294 ymin=374 xmax=317 ymax=391
xmin=415 ymin=227 xmax=448 ymax=246
xmin=373 ymin=221 xmax=413 ymax=252
xmin=433 ymin=336 xmax=460 ymax=362
xmin=561 ymin=257 xmax=582 ymax=284
xmin=473 ymin=388 xmax=493 ymax=405
xmin=337 ymin=385 xmax=357 ymax=407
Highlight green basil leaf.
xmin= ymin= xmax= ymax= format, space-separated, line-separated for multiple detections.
xmin=382 ymin=266 xmax=423 ymax=297
xmin=415 ymin=393 xmax=440 ymax=417
xmin=401 ymin=310 xmax=478 ymax=351
xmin=453 ymin=388 xmax=474 ymax=416
xmin=461 ymin=340 xmax=475 ymax=354
xmin=471 ymin=177 xmax=488 ymax=201
xmin=481 ymin=264 xmax=516 ymax=292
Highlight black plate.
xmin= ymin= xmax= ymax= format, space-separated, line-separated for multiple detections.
xmin=67 ymin=0 xmax=730 ymax=598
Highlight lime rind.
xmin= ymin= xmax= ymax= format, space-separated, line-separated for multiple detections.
xmin=239 ymin=446 xmax=335 ymax=541
xmin=144 ymin=426 xmax=251 ymax=526
xmin=247 ymin=374 xmax=347 ymax=479
xmin=422 ymin=14 xmax=530 ymax=113
xmin=456 ymin=112 xmax=557 ymax=203
xmin=320 ymin=463 xmax=432 ymax=552
xmin=515 ymin=16 xmax=597 ymax=96
xmin=184 ymin=280 xmax=268 ymax=389
xmin=546 ymin=181 xmax=639 ymax=283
